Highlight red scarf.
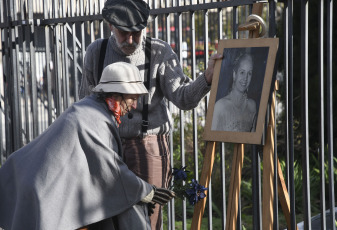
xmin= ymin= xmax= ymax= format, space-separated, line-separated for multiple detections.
xmin=105 ymin=97 xmax=122 ymax=126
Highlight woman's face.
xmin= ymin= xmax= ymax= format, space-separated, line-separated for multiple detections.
xmin=233 ymin=57 xmax=253 ymax=93
xmin=120 ymin=94 xmax=140 ymax=116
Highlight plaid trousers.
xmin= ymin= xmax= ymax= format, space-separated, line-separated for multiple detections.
xmin=122 ymin=135 xmax=171 ymax=230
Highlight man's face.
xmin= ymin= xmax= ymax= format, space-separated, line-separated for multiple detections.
xmin=110 ymin=25 xmax=143 ymax=55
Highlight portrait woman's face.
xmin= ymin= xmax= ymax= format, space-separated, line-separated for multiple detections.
xmin=233 ymin=56 xmax=253 ymax=93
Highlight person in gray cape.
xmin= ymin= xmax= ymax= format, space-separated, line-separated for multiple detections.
xmin=0 ymin=62 xmax=175 ymax=230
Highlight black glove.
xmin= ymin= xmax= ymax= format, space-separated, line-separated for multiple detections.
xmin=147 ymin=202 xmax=156 ymax=216
xmin=151 ymin=185 xmax=175 ymax=206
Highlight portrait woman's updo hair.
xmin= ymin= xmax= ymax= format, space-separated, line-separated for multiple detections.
xmin=233 ymin=53 xmax=254 ymax=76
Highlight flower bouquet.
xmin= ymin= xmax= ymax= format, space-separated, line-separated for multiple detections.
xmin=170 ymin=166 xmax=208 ymax=205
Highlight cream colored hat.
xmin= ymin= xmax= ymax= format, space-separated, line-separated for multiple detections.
xmin=92 ymin=62 xmax=148 ymax=95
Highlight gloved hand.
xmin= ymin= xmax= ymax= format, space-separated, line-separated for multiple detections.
xmin=151 ymin=185 xmax=175 ymax=206
xmin=147 ymin=202 xmax=156 ymax=216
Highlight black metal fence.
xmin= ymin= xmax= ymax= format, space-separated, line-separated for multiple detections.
xmin=0 ymin=0 xmax=335 ymax=229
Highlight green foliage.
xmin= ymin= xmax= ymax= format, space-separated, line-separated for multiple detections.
xmin=310 ymin=147 xmax=337 ymax=212
xmin=278 ymin=149 xmax=337 ymax=217
xmin=183 ymin=66 xmax=191 ymax=78
xmin=198 ymin=61 xmax=205 ymax=73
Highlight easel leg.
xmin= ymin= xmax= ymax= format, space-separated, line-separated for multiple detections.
xmin=262 ymin=81 xmax=277 ymax=230
xmin=191 ymin=141 xmax=216 ymax=230
xmin=277 ymin=159 xmax=299 ymax=230
xmin=225 ymin=144 xmax=244 ymax=230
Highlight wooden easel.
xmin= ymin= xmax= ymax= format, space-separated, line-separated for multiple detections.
xmin=191 ymin=3 xmax=297 ymax=230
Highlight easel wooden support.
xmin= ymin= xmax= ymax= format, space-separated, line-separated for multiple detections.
xmin=191 ymin=3 xmax=297 ymax=230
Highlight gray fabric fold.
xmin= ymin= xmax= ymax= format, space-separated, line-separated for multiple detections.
xmin=0 ymin=95 xmax=152 ymax=230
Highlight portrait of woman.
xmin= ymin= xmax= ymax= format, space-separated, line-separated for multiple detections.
xmin=203 ymin=38 xmax=278 ymax=144
xmin=210 ymin=45 xmax=269 ymax=134
xmin=211 ymin=52 xmax=257 ymax=132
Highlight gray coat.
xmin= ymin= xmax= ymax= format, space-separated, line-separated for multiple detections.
xmin=0 ymin=95 xmax=152 ymax=230
xmin=79 ymin=35 xmax=211 ymax=138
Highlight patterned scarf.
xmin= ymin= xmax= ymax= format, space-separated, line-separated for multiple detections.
xmin=105 ymin=97 xmax=122 ymax=126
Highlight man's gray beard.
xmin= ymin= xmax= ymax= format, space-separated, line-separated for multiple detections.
xmin=118 ymin=38 xmax=142 ymax=55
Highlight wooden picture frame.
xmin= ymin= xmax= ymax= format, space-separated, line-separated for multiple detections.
xmin=203 ymin=38 xmax=279 ymax=144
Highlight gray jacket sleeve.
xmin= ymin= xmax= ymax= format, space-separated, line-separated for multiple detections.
xmin=154 ymin=40 xmax=211 ymax=110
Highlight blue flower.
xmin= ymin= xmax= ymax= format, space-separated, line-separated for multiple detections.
xmin=170 ymin=166 xmax=207 ymax=206
xmin=172 ymin=166 xmax=189 ymax=181
xmin=185 ymin=179 xmax=208 ymax=205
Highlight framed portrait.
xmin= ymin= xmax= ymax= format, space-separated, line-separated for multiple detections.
xmin=203 ymin=38 xmax=279 ymax=144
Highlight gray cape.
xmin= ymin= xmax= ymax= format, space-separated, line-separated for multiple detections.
xmin=0 ymin=95 xmax=152 ymax=230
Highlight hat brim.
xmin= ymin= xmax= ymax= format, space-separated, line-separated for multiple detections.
xmin=92 ymin=82 xmax=148 ymax=95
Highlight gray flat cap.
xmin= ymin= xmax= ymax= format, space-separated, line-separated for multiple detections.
xmin=102 ymin=0 xmax=150 ymax=31
xmin=92 ymin=62 xmax=148 ymax=95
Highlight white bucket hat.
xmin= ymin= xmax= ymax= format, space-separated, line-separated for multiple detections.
xmin=92 ymin=62 xmax=148 ymax=95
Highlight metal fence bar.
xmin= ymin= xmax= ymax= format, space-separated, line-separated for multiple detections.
xmin=99 ymin=0 xmax=104 ymax=39
xmin=151 ymin=0 xmax=256 ymax=15
xmin=217 ymin=6 xmax=227 ymax=230
xmin=14 ymin=1 xmax=24 ymax=147
xmin=9 ymin=0 xmax=22 ymax=152
xmin=153 ymin=0 xmax=159 ymax=39
xmin=44 ymin=0 xmax=53 ymax=126
xmin=283 ymin=0 xmax=290 ymax=195
xmin=62 ymin=25 xmax=70 ymax=108
xmin=162 ymin=1 xmax=175 ymax=229
xmin=191 ymin=11 xmax=199 ymax=184
xmin=0 ymin=0 xmax=4 ymax=163
xmin=54 ymin=24 xmax=62 ymax=116
xmin=252 ymin=145 xmax=262 ymax=230
xmin=89 ymin=0 xmax=95 ymax=43
xmin=0 ymin=1 xmax=261 ymax=29
xmin=61 ymin=24 xmax=67 ymax=109
xmin=71 ymin=0 xmax=78 ymax=104
xmin=28 ymin=0 xmax=39 ymax=138
xmin=201 ymin=6 xmax=214 ymax=230
xmin=1 ymin=0 xmax=10 ymax=156
xmin=20 ymin=18 xmax=31 ymax=144
xmin=270 ymin=93 xmax=277 ymax=230
xmin=326 ymin=0 xmax=335 ymax=229
xmin=220 ymin=143 xmax=226 ymax=229
xmin=318 ymin=0 xmax=326 ymax=229
xmin=208 ymin=177 xmax=213 ymax=230
xmin=286 ymin=0 xmax=297 ymax=229
xmin=177 ymin=3 xmax=188 ymax=229
xmin=300 ymin=0 xmax=311 ymax=229
xmin=80 ymin=0 xmax=86 ymax=68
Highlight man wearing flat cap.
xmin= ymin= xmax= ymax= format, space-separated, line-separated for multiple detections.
xmin=0 ymin=62 xmax=175 ymax=230
xmin=79 ymin=1 xmax=223 ymax=229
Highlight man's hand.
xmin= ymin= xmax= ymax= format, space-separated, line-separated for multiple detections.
xmin=204 ymin=53 xmax=223 ymax=85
